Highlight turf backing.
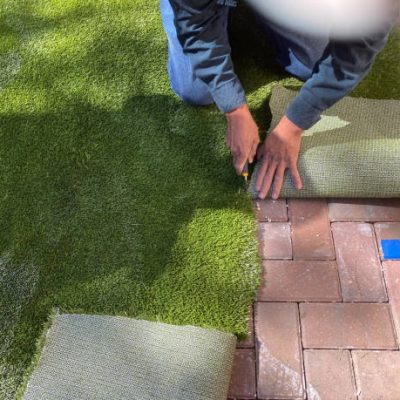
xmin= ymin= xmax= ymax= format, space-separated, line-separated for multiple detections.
xmin=249 ymin=86 xmax=400 ymax=198
xmin=0 ymin=0 xmax=399 ymax=398
xmin=23 ymin=313 xmax=236 ymax=400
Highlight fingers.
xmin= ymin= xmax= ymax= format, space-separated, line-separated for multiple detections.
xmin=233 ymin=152 xmax=248 ymax=175
xmin=232 ymin=139 xmax=259 ymax=175
xmin=258 ymin=161 xmax=278 ymax=199
xmin=255 ymin=156 xmax=269 ymax=191
xmin=290 ymin=161 xmax=303 ymax=190
xmin=271 ymin=165 xmax=286 ymax=200
xmin=257 ymin=160 xmax=302 ymax=199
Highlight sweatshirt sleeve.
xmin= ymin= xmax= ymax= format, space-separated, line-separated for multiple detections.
xmin=168 ymin=0 xmax=246 ymax=113
xmin=286 ymin=16 xmax=398 ymax=130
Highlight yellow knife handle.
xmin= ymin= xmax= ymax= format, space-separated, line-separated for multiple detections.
xmin=241 ymin=163 xmax=249 ymax=178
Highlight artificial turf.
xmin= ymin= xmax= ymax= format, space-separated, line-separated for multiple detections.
xmin=0 ymin=0 xmax=399 ymax=398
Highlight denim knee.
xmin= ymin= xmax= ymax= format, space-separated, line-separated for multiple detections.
xmin=160 ymin=0 xmax=214 ymax=107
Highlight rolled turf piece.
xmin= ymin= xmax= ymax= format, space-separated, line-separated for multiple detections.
xmin=23 ymin=313 xmax=237 ymax=400
xmin=249 ymin=86 xmax=400 ymax=198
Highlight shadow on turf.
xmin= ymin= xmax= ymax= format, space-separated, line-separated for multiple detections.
xmin=0 ymin=91 xmax=259 ymax=357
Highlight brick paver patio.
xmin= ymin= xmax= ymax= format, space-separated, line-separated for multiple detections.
xmin=228 ymin=199 xmax=400 ymax=400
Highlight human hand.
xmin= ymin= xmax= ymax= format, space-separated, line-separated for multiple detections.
xmin=225 ymin=104 xmax=260 ymax=175
xmin=256 ymin=115 xmax=303 ymax=199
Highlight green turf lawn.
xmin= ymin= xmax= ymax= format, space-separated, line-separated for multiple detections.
xmin=0 ymin=0 xmax=399 ymax=398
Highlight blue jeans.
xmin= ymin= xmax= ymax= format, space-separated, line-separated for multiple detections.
xmin=160 ymin=0 xmax=328 ymax=106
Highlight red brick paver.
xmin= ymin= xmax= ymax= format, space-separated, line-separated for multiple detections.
xmin=258 ymin=260 xmax=341 ymax=302
xmin=331 ymin=222 xmax=387 ymax=302
xmin=289 ymin=199 xmax=335 ymax=260
xmin=383 ymin=261 xmax=400 ymax=347
xmin=303 ymin=350 xmax=356 ymax=400
xmin=258 ymin=222 xmax=292 ymax=260
xmin=228 ymin=349 xmax=257 ymax=400
xmin=255 ymin=302 xmax=305 ymax=400
xmin=254 ymin=199 xmax=288 ymax=222
xmin=352 ymin=351 xmax=400 ymax=400
xmin=300 ymin=303 xmax=397 ymax=349
xmin=228 ymin=198 xmax=400 ymax=400
xmin=328 ymin=199 xmax=400 ymax=222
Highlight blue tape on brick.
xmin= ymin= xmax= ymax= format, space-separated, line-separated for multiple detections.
xmin=381 ymin=240 xmax=400 ymax=260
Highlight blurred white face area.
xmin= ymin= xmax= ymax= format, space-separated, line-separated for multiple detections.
xmin=245 ymin=0 xmax=398 ymax=38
